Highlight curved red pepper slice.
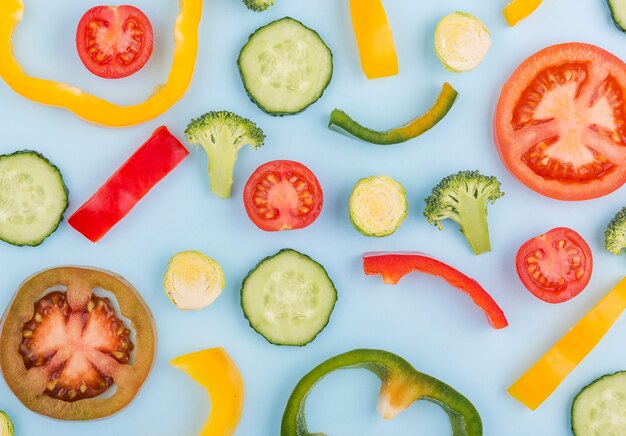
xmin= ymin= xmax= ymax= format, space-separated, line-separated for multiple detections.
xmin=363 ymin=252 xmax=508 ymax=329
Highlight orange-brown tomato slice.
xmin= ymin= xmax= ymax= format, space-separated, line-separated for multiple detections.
xmin=495 ymin=43 xmax=626 ymax=200
xmin=243 ymin=160 xmax=323 ymax=232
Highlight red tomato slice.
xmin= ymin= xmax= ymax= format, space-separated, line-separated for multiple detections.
xmin=495 ymin=43 xmax=626 ymax=200
xmin=515 ymin=227 xmax=592 ymax=303
xmin=76 ymin=5 xmax=154 ymax=79
xmin=243 ymin=160 xmax=323 ymax=232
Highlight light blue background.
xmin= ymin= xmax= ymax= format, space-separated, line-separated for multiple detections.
xmin=1 ymin=0 xmax=625 ymax=435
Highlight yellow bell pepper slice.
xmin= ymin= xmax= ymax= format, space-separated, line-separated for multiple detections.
xmin=171 ymin=348 xmax=244 ymax=436
xmin=0 ymin=0 xmax=201 ymax=127
xmin=509 ymin=277 xmax=626 ymax=410
xmin=503 ymin=0 xmax=544 ymax=26
xmin=349 ymin=0 xmax=398 ymax=79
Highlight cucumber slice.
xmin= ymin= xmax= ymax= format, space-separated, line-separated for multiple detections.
xmin=241 ymin=249 xmax=337 ymax=346
xmin=0 ymin=151 xmax=68 ymax=246
xmin=572 ymin=371 xmax=626 ymax=435
xmin=237 ymin=17 xmax=333 ymax=116
xmin=608 ymin=0 xmax=626 ymax=31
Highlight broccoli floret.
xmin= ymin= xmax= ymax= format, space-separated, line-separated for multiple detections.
xmin=605 ymin=207 xmax=626 ymax=255
xmin=243 ymin=0 xmax=275 ymax=12
xmin=424 ymin=170 xmax=504 ymax=255
xmin=185 ymin=111 xmax=265 ymax=199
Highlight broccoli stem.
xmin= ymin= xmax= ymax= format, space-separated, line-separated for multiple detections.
xmin=203 ymin=139 xmax=240 ymax=199
xmin=457 ymin=192 xmax=491 ymax=255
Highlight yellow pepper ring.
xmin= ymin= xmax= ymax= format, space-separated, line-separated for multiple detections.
xmin=0 ymin=0 xmax=202 ymax=127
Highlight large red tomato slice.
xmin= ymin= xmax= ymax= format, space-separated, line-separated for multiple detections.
xmin=76 ymin=5 xmax=154 ymax=79
xmin=515 ymin=227 xmax=592 ymax=303
xmin=243 ymin=160 xmax=323 ymax=232
xmin=0 ymin=267 xmax=156 ymax=420
xmin=495 ymin=43 xmax=626 ymax=200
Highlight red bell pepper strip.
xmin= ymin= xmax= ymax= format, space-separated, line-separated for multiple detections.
xmin=69 ymin=126 xmax=189 ymax=242
xmin=363 ymin=252 xmax=508 ymax=329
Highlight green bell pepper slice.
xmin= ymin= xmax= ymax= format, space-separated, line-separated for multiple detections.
xmin=328 ymin=83 xmax=458 ymax=145
xmin=281 ymin=349 xmax=482 ymax=436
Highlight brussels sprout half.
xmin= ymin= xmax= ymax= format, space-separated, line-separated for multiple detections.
xmin=164 ymin=251 xmax=225 ymax=310
xmin=349 ymin=176 xmax=408 ymax=237
xmin=434 ymin=11 xmax=491 ymax=72
xmin=0 ymin=411 xmax=14 ymax=436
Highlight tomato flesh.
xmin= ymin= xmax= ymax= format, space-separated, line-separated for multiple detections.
xmin=76 ymin=6 xmax=154 ymax=79
xmin=495 ymin=43 xmax=626 ymax=200
xmin=516 ymin=227 xmax=592 ymax=303
xmin=20 ymin=292 xmax=132 ymax=402
xmin=243 ymin=160 xmax=323 ymax=232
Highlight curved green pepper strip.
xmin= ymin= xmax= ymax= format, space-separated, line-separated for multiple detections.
xmin=281 ymin=349 xmax=482 ymax=436
xmin=328 ymin=83 xmax=458 ymax=145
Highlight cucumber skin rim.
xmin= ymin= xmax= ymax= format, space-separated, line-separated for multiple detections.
xmin=0 ymin=150 xmax=69 ymax=247
xmin=240 ymin=248 xmax=338 ymax=347
xmin=237 ymin=17 xmax=334 ymax=117
xmin=607 ymin=0 xmax=626 ymax=32
xmin=571 ymin=370 xmax=626 ymax=435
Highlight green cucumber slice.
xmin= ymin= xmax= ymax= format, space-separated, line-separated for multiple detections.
xmin=237 ymin=17 xmax=333 ymax=116
xmin=572 ymin=371 xmax=626 ymax=435
xmin=241 ymin=249 xmax=337 ymax=346
xmin=0 ymin=151 xmax=68 ymax=247
xmin=608 ymin=0 xmax=626 ymax=31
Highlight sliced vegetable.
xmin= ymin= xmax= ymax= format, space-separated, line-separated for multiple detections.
xmin=435 ymin=12 xmax=490 ymax=72
xmin=572 ymin=371 xmax=626 ymax=436
xmin=349 ymin=176 xmax=407 ymax=237
xmin=349 ymin=0 xmax=398 ymax=79
xmin=508 ymin=277 xmax=626 ymax=410
xmin=164 ymin=251 xmax=225 ymax=310
xmin=241 ymin=249 xmax=337 ymax=346
xmin=424 ymin=170 xmax=504 ymax=255
xmin=503 ymin=0 xmax=544 ymax=26
xmin=185 ymin=111 xmax=264 ymax=199
xmin=76 ymin=5 xmax=154 ymax=79
xmin=363 ymin=252 xmax=508 ymax=329
xmin=0 ymin=411 xmax=13 ymax=436
xmin=605 ymin=207 xmax=626 ymax=255
xmin=0 ymin=0 xmax=201 ymax=127
xmin=69 ymin=126 xmax=188 ymax=242
xmin=0 ymin=151 xmax=68 ymax=247
xmin=0 ymin=267 xmax=156 ymax=420
xmin=171 ymin=348 xmax=244 ymax=436
xmin=516 ymin=227 xmax=592 ymax=303
xmin=243 ymin=0 xmax=275 ymax=12
xmin=238 ymin=17 xmax=333 ymax=115
xmin=495 ymin=43 xmax=626 ymax=200
xmin=282 ymin=349 xmax=482 ymax=436
xmin=329 ymin=83 xmax=458 ymax=145
xmin=608 ymin=0 xmax=626 ymax=31
xmin=243 ymin=160 xmax=323 ymax=231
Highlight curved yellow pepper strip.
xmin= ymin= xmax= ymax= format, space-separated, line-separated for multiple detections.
xmin=349 ymin=0 xmax=398 ymax=79
xmin=171 ymin=348 xmax=244 ymax=436
xmin=0 ymin=0 xmax=201 ymax=127
xmin=508 ymin=277 xmax=626 ymax=410
xmin=503 ymin=0 xmax=544 ymax=26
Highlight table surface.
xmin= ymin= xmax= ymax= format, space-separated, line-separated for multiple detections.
xmin=1 ymin=0 xmax=626 ymax=435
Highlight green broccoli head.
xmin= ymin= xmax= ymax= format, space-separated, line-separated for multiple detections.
xmin=185 ymin=111 xmax=265 ymax=199
xmin=605 ymin=207 xmax=626 ymax=256
xmin=243 ymin=0 xmax=275 ymax=12
xmin=424 ymin=170 xmax=504 ymax=255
